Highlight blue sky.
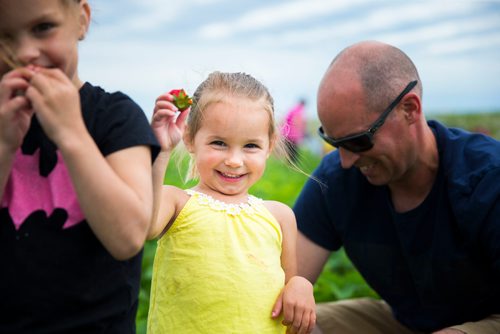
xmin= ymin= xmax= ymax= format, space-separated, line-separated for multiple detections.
xmin=79 ymin=0 xmax=500 ymax=120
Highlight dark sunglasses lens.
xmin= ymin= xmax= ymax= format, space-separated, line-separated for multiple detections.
xmin=340 ymin=134 xmax=373 ymax=152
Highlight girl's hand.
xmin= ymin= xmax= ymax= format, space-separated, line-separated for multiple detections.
xmin=151 ymin=92 xmax=190 ymax=152
xmin=272 ymin=276 xmax=316 ymax=334
xmin=0 ymin=68 xmax=35 ymax=152
xmin=26 ymin=67 xmax=86 ymax=145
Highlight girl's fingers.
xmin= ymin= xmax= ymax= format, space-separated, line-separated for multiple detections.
xmin=175 ymin=106 xmax=190 ymax=128
xmin=28 ymin=67 xmax=72 ymax=99
xmin=28 ymin=69 xmax=52 ymax=94
xmin=0 ymin=70 xmax=33 ymax=100
xmin=152 ymin=108 xmax=176 ymax=121
xmin=292 ymin=308 xmax=304 ymax=333
xmin=155 ymin=99 xmax=178 ymax=112
xmin=2 ymin=66 xmax=35 ymax=80
xmin=271 ymin=292 xmax=283 ymax=318
xmin=155 ymin=92 xmax=175 ymax=104
xmin=308 ymin=311 xmax=316 ymax=333
xmin=31 ymin=66 xmax=65 ymax=79
xmin=0 ymin=79 xmax=28 ymax=102
xmin=6 ymin=94 xmax=31 ymax=112
xmin=298 ymin=312 xmax=310 ymax=334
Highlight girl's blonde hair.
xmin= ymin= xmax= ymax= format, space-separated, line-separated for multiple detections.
xmin=0 ymin=0 xmax=87 ymax=71
xmin=182 ymin=71 xmax=290 ymax=181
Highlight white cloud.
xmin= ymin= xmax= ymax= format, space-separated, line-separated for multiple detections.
xmin=375 ymin=12 xmax=500 ymax=49
xmin=198 ymin=0 xmax=371 ymax=39
xmin=427 ymin=31 xmax=500 ymax=55
xmin=90 ymin=0 xmax=229 ymax=35
xmin=252 ymin=1 xmax=484 ymax=48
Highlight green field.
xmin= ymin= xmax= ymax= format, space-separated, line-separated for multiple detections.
xmin=136 ymin=112 xmax=500 ymax=332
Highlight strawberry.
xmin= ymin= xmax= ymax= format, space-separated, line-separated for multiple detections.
xmin=169 ymin=89 xmax=193 ymax=111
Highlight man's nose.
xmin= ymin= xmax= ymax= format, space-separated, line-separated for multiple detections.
xmin=338 ymin=147 xmax=360 ymax=169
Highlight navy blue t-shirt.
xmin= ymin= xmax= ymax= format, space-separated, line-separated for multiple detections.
xmin=294 ymin=120 xmax=500 ymax=332
xmin=0 ymin=83 xmax=159 ymax=333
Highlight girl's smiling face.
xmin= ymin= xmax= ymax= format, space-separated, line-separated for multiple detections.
xmin=0 ymin=0 xmax=90 ymax=87
xmin=186 ymin=96 xmax=273 ymax=203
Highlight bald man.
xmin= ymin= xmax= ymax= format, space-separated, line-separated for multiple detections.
xmin=294 ymin=41 xmax=500 ymax=334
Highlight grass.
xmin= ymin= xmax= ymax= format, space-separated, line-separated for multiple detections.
xmin=433 ymin=111 xmax=500 ymax=138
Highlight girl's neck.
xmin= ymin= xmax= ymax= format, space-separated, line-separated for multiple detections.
xmin=191 ymin=185 xmax=250 ymax=205
xmin=72 ymin=74 xmax=84 ymax=89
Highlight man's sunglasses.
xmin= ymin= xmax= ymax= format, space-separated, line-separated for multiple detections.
xmin=318 ymin=80 xmax=418 ymax=153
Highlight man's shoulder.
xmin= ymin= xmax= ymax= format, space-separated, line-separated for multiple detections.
xmin=431 ymin=120 xmax=500 ymax=184
xmin=431 ymin=120 xmax=500 ymax=221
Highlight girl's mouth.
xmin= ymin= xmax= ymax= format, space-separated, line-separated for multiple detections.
xmin=218 ymin=171 xmax=244 ymax=182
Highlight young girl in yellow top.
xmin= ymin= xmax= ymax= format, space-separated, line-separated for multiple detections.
xmin=147 ymin=71 xmax=316 ymax=333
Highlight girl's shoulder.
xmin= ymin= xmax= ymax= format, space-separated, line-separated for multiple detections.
xmin=164 ymin=185 xmax=190 ymax=217
xmin=262 ymin=200 xmax=296 ymax=228
xmin=155 ymin=186 xmax=191 ymax=238
xmin=165 ymin=185 xmax=190 ymax=205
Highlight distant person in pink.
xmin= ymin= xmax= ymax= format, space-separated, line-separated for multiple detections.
xmin=281 ymin=99 xmax=306 ymax=162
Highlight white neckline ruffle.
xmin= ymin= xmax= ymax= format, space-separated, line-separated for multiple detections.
xmin=186 ymin=189 xmax=262 ymax=216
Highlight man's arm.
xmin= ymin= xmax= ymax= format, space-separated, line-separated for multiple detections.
xmin=297 ymin=231 xmax=331 ymax=284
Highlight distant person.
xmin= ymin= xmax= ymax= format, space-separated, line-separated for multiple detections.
xmin=282 ymin=99 xmax=307 ymax=163
xmin=0 ymin=0 xmax=159 ymax=332
xmin=293 ymin=41 xmax=500 ymax=334
xmin=472 ymin=125 xmax=491 ymax=136
xmin=147 ymin=72 xmax=316 ymax=333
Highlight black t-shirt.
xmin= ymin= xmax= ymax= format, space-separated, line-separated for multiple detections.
xmin=294 ymin=121 xmax=500 ymax=331
xmin=0 ymin=83 xmax=159 ymax=333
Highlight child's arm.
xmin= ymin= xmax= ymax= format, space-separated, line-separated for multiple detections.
xmin=17 ymin=67 xmax=154 ymax=260
xmin=0 ymin=68 xmax=34 ymax=200
xmin=148 ymin=92 xmax=190 ymax=239
xmin=24 ymin=67 xmax=158 ymax=260
xmin=266 ymin=201 xmax=316 ymax=334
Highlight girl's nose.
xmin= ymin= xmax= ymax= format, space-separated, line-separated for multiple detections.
xmin=225 ymin=151 xmax=243 ymax=168
xmin=338 ymin=147 xmax=360 ymax=169
xmin=15 ymin=37 xmax=40 ymax=65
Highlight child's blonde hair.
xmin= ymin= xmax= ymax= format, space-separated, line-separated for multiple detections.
xmin=183 ymin=71 xmax=290 ymax=181
xmin=0 ymin=0 xmax=87 ymax=71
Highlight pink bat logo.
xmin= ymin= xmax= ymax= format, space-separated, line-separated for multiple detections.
xmin=1 ymin=149 xmax=84 ymax=230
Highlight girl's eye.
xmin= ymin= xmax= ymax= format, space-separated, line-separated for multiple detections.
xmin=210 ymin=140 xmax=226 ymax=147
xmin=245 ymin=143 xmax=260 ymax=149
xmin=33 ymin=22 xmax=55 ymax=35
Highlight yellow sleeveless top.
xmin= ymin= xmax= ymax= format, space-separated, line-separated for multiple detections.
xmin=147 ymin=190 xmax=286 ymax=334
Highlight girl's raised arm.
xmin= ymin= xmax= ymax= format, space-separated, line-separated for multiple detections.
xmin=148 ymin=93 xmax=190 ymax=239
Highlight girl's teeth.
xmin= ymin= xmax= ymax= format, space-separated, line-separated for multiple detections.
xmin=222 ymin=173 xmax=239 ymax=178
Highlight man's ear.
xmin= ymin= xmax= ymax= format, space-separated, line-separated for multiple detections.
xmin=402 ymin=93 xmax=421 ymax=124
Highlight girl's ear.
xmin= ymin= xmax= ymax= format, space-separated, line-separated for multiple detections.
xmin=183 ymin=131 xmax=194 ymax=153
xmin=78 ymin=1 xmax=91 ymax=41
xmin=267 ymin=134 xmax=277 ymax=158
